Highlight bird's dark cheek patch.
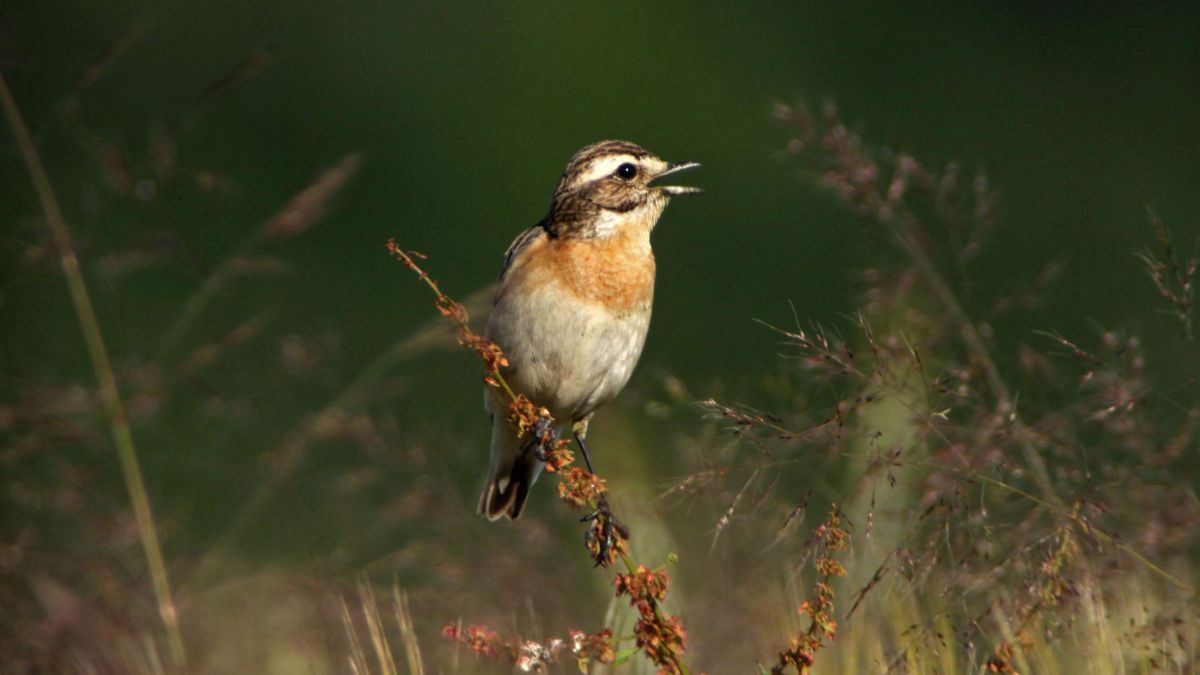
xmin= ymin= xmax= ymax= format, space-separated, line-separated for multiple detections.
xmin=580 ymin=185 xmax=641 ymax=214
xmin=606 ymin=198 xmax=641 ymax=213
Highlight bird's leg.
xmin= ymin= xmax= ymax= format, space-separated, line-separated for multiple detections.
xmin=572 ymin=417 xmax=596 ymax=474
xmin=572 ymin=416 xmax=629 ymax=565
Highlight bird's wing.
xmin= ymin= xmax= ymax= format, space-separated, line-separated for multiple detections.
xmin=497 ymin=222 xmax=548 ymax=281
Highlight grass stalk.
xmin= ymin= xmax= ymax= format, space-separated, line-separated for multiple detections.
xmin=887 ymin=218 xmax=1060 ymax=504
xmin=155 ymin=151 xmax=360 ymax=362
xmin=392 ymin=585 xmax=426 ymax=675
xmin=184 ymin=286 xmax=492 ymax=588
xmin=0 ymin=73 xmax=186 ymax=668
xmin=155 ymin=237 xmax=256 ymax=362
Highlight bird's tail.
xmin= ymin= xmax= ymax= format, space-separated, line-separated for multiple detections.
xmin=478 ymin=412 xmax=544 ymax=520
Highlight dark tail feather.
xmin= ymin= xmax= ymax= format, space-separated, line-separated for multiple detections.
xmin=479 ymin=408 xmax=546 ymax=520
xmin=478 ymin=450 xmax=539 ymax=520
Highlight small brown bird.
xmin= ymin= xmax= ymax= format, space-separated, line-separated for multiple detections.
xmin=478 ymin=140 xmax=700 ymax=520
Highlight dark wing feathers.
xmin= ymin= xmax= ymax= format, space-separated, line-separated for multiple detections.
xmin=497 ymin=222 xmax=547 ymax=281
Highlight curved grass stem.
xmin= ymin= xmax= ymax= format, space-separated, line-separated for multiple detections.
xmin=0 ymin=74 xmax=186 ymax=668
xmin=390 ymin=244 xmax=690 ymax=674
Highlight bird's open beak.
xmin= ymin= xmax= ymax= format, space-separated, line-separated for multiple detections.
xmin=653 ymin=161 xmax=702 ymax=195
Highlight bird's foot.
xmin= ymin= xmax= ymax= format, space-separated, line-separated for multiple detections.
xmin=581 ymin=495 xmax=629 ymax=568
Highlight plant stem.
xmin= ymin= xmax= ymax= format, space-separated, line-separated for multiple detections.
xmin=155 ymin=235 xmax=256 ymax=362
xmin=390 ymin=246 xmax=690 ymax=674
xmin=0 ymin=73 xmax=186 ymax=668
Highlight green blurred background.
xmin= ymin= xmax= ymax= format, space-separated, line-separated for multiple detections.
xmin=2 ymin=1 xmax=1199 ymax=666
xmin=8 ymin=2 xmax=1199 ymax=383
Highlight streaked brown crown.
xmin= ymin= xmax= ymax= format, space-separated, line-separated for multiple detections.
xmin=557 ymin=140 xmax=653 ymax=189
xmin=545 ymin=140 xmax=667 ymax=239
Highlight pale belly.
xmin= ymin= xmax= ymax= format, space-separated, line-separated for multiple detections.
xmin=485 ymin=281 xmax=652 ymax=422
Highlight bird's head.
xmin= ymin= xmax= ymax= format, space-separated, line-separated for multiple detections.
xmin=546 ymin=140 xmax=700 ymax=239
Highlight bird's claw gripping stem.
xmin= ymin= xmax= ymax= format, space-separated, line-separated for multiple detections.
xmin=582 ymin=495 xmax=629 ymax=567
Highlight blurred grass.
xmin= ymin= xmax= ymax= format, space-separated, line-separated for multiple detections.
xmin=1 ymin=71 xmax=186 ymax=667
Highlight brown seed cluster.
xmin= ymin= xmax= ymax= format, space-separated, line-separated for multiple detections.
xmin=615 ymin=565 xmax=687 ymax=674
xmin=772 ymin=508 xmax=848 ymax=674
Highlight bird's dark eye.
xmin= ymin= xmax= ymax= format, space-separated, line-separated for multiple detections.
xmin=616 ymin=162 xmax=638 ymax=180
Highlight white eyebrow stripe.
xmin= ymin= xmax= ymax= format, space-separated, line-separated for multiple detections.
xmin=577 ymin=154 xmax=639 ymax=184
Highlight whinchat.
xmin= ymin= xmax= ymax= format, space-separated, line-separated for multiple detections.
xmin=478 ymin=140 xmax=700 ymax=520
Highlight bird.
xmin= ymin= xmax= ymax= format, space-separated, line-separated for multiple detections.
xmin=478 ymin=139 xmax=700 ymax=520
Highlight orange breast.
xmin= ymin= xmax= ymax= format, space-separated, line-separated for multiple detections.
xmin=540 ymin=230 xmax=657 ymax=314
xmin=499 ymin=222 xmax=662 ymax=317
